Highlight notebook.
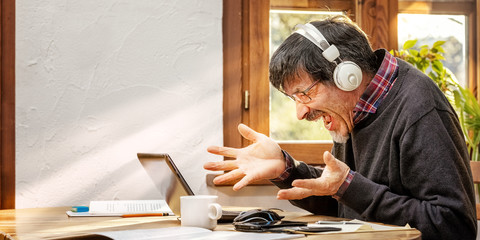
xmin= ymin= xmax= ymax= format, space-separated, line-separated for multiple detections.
xmin=137 ymin=153 xmax=241 ymax=223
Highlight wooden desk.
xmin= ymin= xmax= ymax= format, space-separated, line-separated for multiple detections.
xmin=0 ymin=207 xmax=421 ymax=240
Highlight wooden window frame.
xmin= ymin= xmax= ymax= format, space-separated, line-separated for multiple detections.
xmin=0 ymin=0 xmax=15 ymax=209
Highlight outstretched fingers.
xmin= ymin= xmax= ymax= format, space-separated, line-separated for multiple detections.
xmin=205 ymin=124 xmax=284 ymax=191
xmin=322 ymin=151 xmax=350 ymax=186
xmin=323 ymin=151 xmax=339 ymax=170
xmin=291 ymin=178 xmax=335 ymax=196
xmin=277 ymin=186 xmax=314 ymax=200
xmin=276 ymin=151 xmax=351 ymax=200
xmin=291 ymin=179 xmax=318 ymax=189
xmin=203 ymin=160 xmax=238 ymax=171
xmin=207 ymin=145 xmax=239 ymax=158
xmin=238 ymin=124 xmax=263 ymax=143
xmin=233 ymin=174 xmax=256 ymax=191
xmin=212 ymin=169 xmax=245 ymax=185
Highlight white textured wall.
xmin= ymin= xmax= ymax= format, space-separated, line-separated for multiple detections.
xmin=16 ymin=0 xmax=223 ymax=208
xmin=15 ymin=0 xmax=305 ymax=212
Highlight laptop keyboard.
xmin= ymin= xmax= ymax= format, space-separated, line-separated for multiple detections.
xmin=219 ymin=210 xmax=241 ymax=223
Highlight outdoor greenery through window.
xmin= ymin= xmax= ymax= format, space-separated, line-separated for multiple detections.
xmin=397 ymin=14 xmax=467 ymax=88
xmin=269 ymin=10 xmax=342 ymax=141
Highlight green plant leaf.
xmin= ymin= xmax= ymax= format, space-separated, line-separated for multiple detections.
xmin=419 ymin=48 xmax=428 ymax=57
xmin=433 ymin=40 xmax=446 ymax=48
xmin=403 ymin=39 xmax=417 ymax=50
xmin=453 ymin=88 xmax=463 ymax=108
xmin=435 ymin=54 xmax=446 ymax=60
xmin=436 ymin=46 xmax=445 ymax=53
xmin=432 ymin=61 xmax=444 ymax=73
xmin=410 ymin=49 xmax=419 ymax=57
xmin=419 ymin=44 xmax=429 ymax=49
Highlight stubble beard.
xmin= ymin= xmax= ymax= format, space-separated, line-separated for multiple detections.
xmin=329 ymin=131 xmax=350 ymax=143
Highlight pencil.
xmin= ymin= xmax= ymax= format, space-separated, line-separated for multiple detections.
xmin=121 ymin=213 xmax=172 ymax=218
xmin=316 ymin=220 xmax=362 ymax=225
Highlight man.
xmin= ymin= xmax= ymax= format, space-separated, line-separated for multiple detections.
xmin=204 ymin=15 xmax=476 ymax=240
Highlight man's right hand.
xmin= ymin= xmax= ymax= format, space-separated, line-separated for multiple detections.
xmin=203 ymin=124 xmax=285 ymax=191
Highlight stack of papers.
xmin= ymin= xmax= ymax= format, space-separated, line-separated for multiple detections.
xmin=51 ymin=227 xmax=303 ymax=240
xmin=310 ymin=219 xmax=411 ymax=234
xmin=95 ymin=227 xmax=303 ymax=240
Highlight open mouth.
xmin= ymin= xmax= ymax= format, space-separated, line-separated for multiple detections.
xmin=322 ymin=115 xmax=333 ymax=131
xmin=306 ymin=110 xmax=333 ymax=131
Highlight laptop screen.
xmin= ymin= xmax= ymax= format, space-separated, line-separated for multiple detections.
xmin=137 ymin=153 xmax=194 ymax=216
xmin=137 ymin=153 xmax=241 ymax=222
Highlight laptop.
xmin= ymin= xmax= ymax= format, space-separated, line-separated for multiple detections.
xmin=137 ymin=153 xmax=241 ymax=223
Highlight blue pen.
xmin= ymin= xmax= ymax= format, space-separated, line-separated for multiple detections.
xmin=71 ymin=206 xmax=89 ymax=212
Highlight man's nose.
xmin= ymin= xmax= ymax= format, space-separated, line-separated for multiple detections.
xmin=296 ymin=102 xmax=310 ymax=120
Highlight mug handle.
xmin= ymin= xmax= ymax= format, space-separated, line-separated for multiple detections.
xmin=208 ymin=203 xmax=222 ymax=220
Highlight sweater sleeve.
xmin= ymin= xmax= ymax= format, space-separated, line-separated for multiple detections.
xmin=271 ymin=151 xmax=338 ymax=217
xmin=339 ymin=108 xmax=477 ymax=240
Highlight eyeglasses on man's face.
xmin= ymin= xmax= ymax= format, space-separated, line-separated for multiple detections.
xmin=282 ymin=80 xmax=320 ymax=104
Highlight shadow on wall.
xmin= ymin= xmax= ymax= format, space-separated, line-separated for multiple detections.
xmin=16 ymin=88 xmax=222 ymax=208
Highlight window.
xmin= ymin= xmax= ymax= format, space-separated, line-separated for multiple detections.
xmin=398 ymin=0 xmax=478 ymax=91
xmin=398 ymin=14 xmax=467 ymax=87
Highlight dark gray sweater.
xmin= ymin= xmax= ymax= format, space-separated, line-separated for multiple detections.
xmin=274 ymin=59 xmax=477 ymax=240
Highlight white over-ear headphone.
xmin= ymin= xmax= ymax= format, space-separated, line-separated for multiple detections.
xmin=295 ymin=23 xmax=362 ymax=91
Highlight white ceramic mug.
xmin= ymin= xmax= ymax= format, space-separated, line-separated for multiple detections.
xmin=180 ymin=195 xmax=222 ymax=230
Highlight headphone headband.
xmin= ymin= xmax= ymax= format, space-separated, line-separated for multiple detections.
xmin=295 ymin=23 xmax=340 ymax=62
xmin=293 ymin=22 xmax=362 ymax=91
xmin=295 ymin=23 xmax=329 ymax=50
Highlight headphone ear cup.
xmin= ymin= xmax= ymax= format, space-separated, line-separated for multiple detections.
xmin=333 ymin=61 xmax=363 ymax=91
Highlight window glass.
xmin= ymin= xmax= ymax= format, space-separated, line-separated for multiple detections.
xmin=269 ymin=10 xmax=342 ymax=141
xmin=397 ymin=14 xmax=468 ymax=87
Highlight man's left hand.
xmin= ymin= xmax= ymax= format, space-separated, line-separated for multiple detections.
xmin=276 ymin=151 xmax=350 ymax=200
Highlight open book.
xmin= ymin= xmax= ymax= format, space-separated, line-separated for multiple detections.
xmin=66 ymin=200 xmax=174 ymax=217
